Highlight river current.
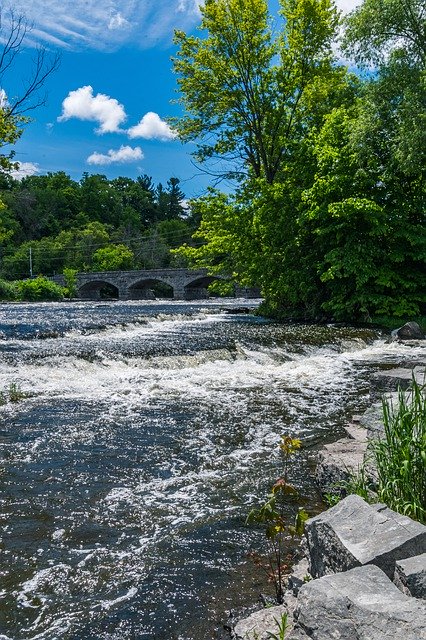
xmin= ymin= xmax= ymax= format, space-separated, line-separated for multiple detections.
xmin=1 ymin=299 xmax=425 ymax=640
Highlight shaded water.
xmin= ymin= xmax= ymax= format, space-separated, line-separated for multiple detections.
xmin=1 ymin=300 xmax=424 ymax=640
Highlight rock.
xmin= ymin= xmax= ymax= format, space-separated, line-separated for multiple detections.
xmin=233 ymin=602 xmax=293 ymax=640
xmin=287 ymin=557 xmax=311 ymax=596
xmin=315 ymin=437 xmax=368 ymax=496
xmin=305 ymin=495 xmax=426 ymax=579
xmin=293 ymin=564 xmax=426 ymax=640
xmin=393 ymin=322 xmax=425 ymax=341
xmin=394 ymin=553 xmax=426 ymax=599
xmin=371 ymin=366 xmax=426 ymax=398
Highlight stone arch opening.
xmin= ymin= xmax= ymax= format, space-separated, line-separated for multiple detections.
xmin=78 ymin=280 xmax=119 ymax=300
xmin=127 ymin=278 xmax=174 ymax=300
xmin=184 ymin=276 xmax=226 ymax=300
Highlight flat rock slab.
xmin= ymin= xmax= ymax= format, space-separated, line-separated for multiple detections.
xmin=372 ymin=366 xmax=426 ymax=398
xmin=316 ymin=438 xmax=367 ymax=495
xmin=293 ymin=564 xmax=426 ymax=640
xmin=233 ymin=602 xmax=294 ymax=640
xmin=395 ymin=553 xmax=426 ymax=599
xmin=305 ymin=494 xmax=426 ymax=578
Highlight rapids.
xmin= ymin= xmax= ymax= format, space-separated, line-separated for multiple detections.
xmin=0 ymin=299 xmax=424 ymax=639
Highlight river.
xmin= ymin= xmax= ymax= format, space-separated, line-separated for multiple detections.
xmin=0 ymin=299 xmax=424 ymax=640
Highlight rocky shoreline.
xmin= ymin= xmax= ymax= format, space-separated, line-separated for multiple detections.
xmin=232 ymin=324 xmax=426 ymax=639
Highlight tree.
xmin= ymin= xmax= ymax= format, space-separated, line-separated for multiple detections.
xmin=0 ymin=7 xmax=60 ymax=172
xmin=343 ymin=0 xmax=426 ymax=67
xmin=173 ymin=0 xmax=340 ymax=184
xmin=91 ymin=244 xmax=135 ymax=271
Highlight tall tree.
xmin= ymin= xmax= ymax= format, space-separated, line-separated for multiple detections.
xmin=173 ymin=0 xmax=340 ymax=184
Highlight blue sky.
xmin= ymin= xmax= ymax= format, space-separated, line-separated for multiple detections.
xmin=8 ymin=0 xmax=360 ymax=200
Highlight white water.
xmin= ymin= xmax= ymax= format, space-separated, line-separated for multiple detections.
xmin=0 ymin=300 xmax=424 ymax=639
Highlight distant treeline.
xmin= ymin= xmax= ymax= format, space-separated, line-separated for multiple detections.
xmin=0 ymin=172 xmax=197 ymax=279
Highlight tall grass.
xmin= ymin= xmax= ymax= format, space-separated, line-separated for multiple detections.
xmin=373 ymin=379 xmax=426 ymax=523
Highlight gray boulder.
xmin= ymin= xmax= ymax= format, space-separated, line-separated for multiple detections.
xmin=305 ymin=495 xmax=426 ymax=578
xmin=393 ymin=321 xmax=425 ymax=340
xmin=394 ymin=553 xmax=426 ymax=599
xmin=293 ymin=564 xmax=426 ymax=640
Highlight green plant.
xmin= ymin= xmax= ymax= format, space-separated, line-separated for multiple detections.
xmin=323 ymin=492 xmax=341 ymax=507
xmin=63 ymin=268 xmax=78 ymax=298
xmin=8 ymin=383 xmax=26 ymax=403
xmin=373 ymin=379 xmax=426 ymax=523
xmin=0 ymin=383 xmax=27 ymax=404
xmin=0 ymin=278 xmax=18 ymax=301
xmin=247 ymin=436 xmax=308 ymax=604
xmin=16 ymin=276 xmax=65 ymax=301
xmin=266 ymin=613 xmax=289 ymax=640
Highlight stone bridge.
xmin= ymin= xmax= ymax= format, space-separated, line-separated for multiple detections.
xmin=52 ymin=268 xmax=258 ymax=301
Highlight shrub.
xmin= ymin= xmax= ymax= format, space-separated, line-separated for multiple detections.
xmin=0 ymin=278 xmax=18 ymax=301
xmin=16 ymin=276 xmax=65 ymax=301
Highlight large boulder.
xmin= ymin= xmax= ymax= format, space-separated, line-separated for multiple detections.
xmin=305 ymin=495 xmax=426 ymax=579
xmin=394 ymin=553 xmax=426 ymax=600
xmin=293 ymin=564 xmax=426 ymax=640
xmin=392 ymin=321 xmax=425 ymax=341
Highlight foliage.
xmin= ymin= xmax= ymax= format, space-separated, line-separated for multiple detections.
xmin=247 ymin=435 xmax=307 ymax=603
xmin=0 ymin=172 xmax=193 ymax=279
xmin=16 ymin=276 xmax=65 ymax=301
xmin=173 ymin=0 xmax=341 ymax=183
xmin=0 ymin=7 xmax=59 ymax=173
xmin=0 ymin=277 xmax=17 ymax=300
xmin=374 ymin=380 xmax=426 ymax=523
xmin=63 ymin=268 xmax=78 ymax=298
xmin=266 ymin=613 xmax=289 ymax=640
xmin=0 ymin=382 xmax=27 ymax=405
xmin=173 ymin=0 xmax=425 ymax=322
xmin=324 ymin=379 xmax=426 ymax=524
xmin=91 ymin=244 xmax=135 ymax=272
xmin=342 ymin=0 xmax=426 ymax=67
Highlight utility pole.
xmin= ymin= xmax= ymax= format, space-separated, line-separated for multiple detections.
xmin=29 ymin=247 xmax=33 ymax=278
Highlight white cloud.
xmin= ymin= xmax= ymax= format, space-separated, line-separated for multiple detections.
xmin=108 ymin=12 xmax=130 ymax=31
xmin=58 ymin=85 xmax=127 ymax=134
xmin=10 ymin=162 xmax=40 ymax=180
xmin=13 ymin=1 xmax=204 ymax=51
xmin=127 ymin=112 xmax=177 ymax=141
xmin=87 ymin=145 xmax=143 ymax=165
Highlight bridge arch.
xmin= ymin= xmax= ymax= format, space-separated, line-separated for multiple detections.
xmin=127 ymin=278 xmax=174 ymax=300
xmin=184 ymin=275 xmax=224 ymax=300
xmin=78 ymin=280 xmax=119 ymax=300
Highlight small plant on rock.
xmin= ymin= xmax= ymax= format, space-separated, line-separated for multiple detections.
xmin=247 ymin=435 xmax=308 ymax=604
xmin=266 ymin=612 xmax=289 ymax=640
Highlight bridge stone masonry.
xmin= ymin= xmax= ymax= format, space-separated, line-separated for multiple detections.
xmin=52 ymin=268 xmax=260 ymax=301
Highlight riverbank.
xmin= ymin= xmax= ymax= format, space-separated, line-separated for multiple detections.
xmin=232 ymin=326 xmax=426 ymax=639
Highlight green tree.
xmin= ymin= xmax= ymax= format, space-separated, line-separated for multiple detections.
xmin=343 ymin=0 xmax=426 ymax=67
xmin=173 ymin=0 xmax=340 ymax=183
xmin=91 ymin=244 xmax=135 ymax=271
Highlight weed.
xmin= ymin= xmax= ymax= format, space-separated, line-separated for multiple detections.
xmin=0 ymin=383 xmax=27 ymax=404
xmin=374 ymin=379 xmax=426 ymax=523
xmin=247 ymin=435 xmax=308 ymax=604
xmin=266 ymin=613 xmax=289 ymax=640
